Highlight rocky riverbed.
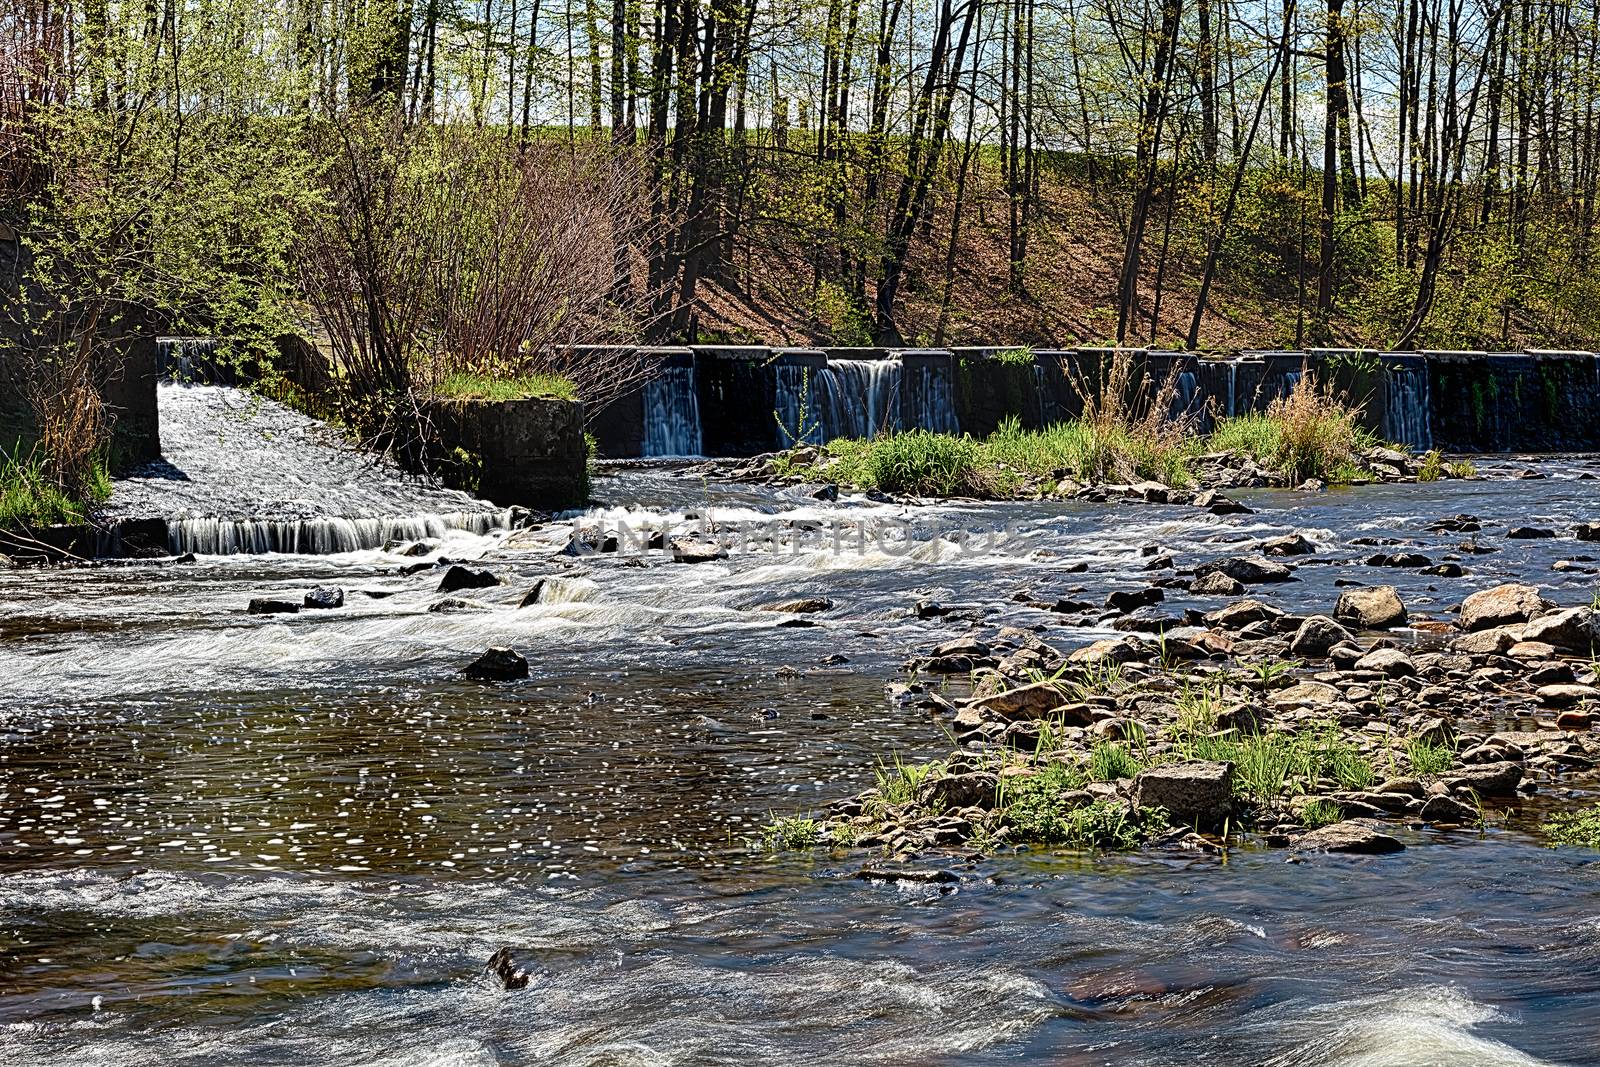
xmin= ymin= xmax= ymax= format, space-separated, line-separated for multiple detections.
xmin=800 ymin=578 xmax=1600 ymax=860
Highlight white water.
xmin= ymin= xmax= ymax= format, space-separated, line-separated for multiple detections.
xmin=1385 ymin=358 xmax=1434 ymax=450
xmin=777 ymin=359 xmax=905 ymax=444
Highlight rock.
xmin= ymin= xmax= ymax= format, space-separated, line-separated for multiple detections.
xmin=303 ymin=586 xmax=345 ymax=610
xmin=1262 ymin=533 xmax=1316 ymax=556
xmin=1355 ymin=647 xmax=1417 ymax=677
xmin=1370 ymin=552 xmax=1432 ymax=568
xmin=1133 ymin=761 xmax=1234 ymax=828
xmin=1194 ymin=489 xmax=1252 ymax=514
xmin=853 ymin=866 xmax=959 ymax=885
xmin=1195 ymin=555 xmax=1294 ymax=585
xmin=486 ymin=947 xmax=531 ymax=991
xmin=1576 ymin=523 xmax=1600 ymax=542
xmin=1274 ymin=681 xmax=1344 ymax=708
xmin=0 ymin=553 xmax=13 ymax=569
xmin=1536 ymin=684 xmax=1600 ymax=708
xmin=1507 ymin=526 xmax=1556 ymax=539
xmin=1067 ymin=636 xmax=1148 ymax=666
xmin=1557 ymin=709 xmax=1596 ymax=731
xmin=1106 ymin=587 xmax=1164 ymax=612
xmin=1508 ymin=640 xmax=1558 ymax=660
xmin=518 ymin=579 xmax=547 ymax=607
xmin=1418 ymin=794 xmax=1480 ymax=824
xmin=429 ymin=597 xmax=489 ymax=613
xmin=1421 ymin=563 xmax=1465 ymax=578
xmin=670 ymin=538 xmax=729 ymax=564
xmin=1296 ymin=819 xmax=1405 ymax=854
xmin=438 ymin=565 xmax=500 ymax=593
xmin=920 ymin=772 xmax=999 ymax=809
xmin=1290 ymin=615 xmax=1353 ymax=657
xmin=464 ymin=647 xmax=529 ymax=681
xmin=1459 ymin=583 xmax=1553 ymax=631
xmin=1334 ymin=586 xmax=1407 ymax=630
xmin=247 ymin=598 xmax=300 ymax=616
xmin=1204 ymin=598 xmax=1283 ymax=629
xmin=760 ymin=596 xmax=835 ymax=614
xmin=1452 ymin=626 xmax=1521 ymax=656
xmin=1189 ymin=571 xmax=1247 ymax=596
xmin=1521 ymin=606 xmax=1600 ymax=653
xmin=966 ymin=681 xmax=1089 ymax=723
xmin=1446 ymin=761 xmax=1524 ymax=796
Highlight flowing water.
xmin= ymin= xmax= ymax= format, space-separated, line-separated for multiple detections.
xmin=7 ymin=387 xmax=1600 ymax=1063
xmin=642 ymin=365 xmax=704 ymax=458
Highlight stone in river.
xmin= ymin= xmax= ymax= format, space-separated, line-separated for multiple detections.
xmin=1418 ymin=794 xmax=1481 ymax=825
xmin=1190 ymin=571 xmax=1246 ymax=597
xmin=1204 ymin=598 xmax=1283 ymax=629
xmin=1274 ymin=681 xmax=1344 ymax=708
xmin=464 ymin=647 xmax=529 ymax=681
xmin=1459 ymin=583 xmax=1552 ymax=631
xmin=247 ymin=598 xmax=300 ymax=616
xmin=1133 ymin=761 xmax=1234 ymax=827
xmin=1290 ymin=615 xmax=1352 ymax=657
xmin=1521 ymin=606 xmax=1600 ymax=652
xmin=1536 ymin=684 xmax=1600 ymax=708
xmin=1556 ymin=709 xmax=1596 ymax=731
xmin=1355 ymin=647 xmax=1416 ymax=677
xmin=437 ymin=565 xmax=501 ymax=593
xmin=760 ymin=596 xmax=835 ymax=614
xmin=1195 ymin=555 xmax=1294 ymax=585
xmin=1507 ymin=526 xmax=1556 ymax=539
xmin=303 ymin=586 xmax=345 ymax=610
xmin=670 ymin=537 xmax=729 ymax=564
xmin=1262 ymin=533 xmax=1316 ymax=556
xmin=1105 ymin=587 xmax=1164 ymax=613
xmin=1334 ymin=585 xmax=1407 ymax=630
xmin=1296 ymin=819 xmax=1406 ymax=854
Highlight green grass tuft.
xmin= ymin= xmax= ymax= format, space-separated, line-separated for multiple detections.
xmin=1406 ymin=737 xmax=1456 ymax=776
xmin=0 ymin=445 xmax=106 ymax=529
xmin=437 ymin=372 xmax=577 ymax=402
xmin=1087 ymin=740 xmax=1142 ymax=782
xmin=761 ymin=814 xmax=824 ymax=851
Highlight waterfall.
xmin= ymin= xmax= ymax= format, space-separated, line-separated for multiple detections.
xmin=167 ymin=510 xmax=514 ymax=556
xmin=642 ymin=363 xmax=704 ymax=457
xmin=156 ymin=337 xmax=226 ymax=382
xmin=1384 ymin=359 xmax=1433 ymax=451
xmin=775 ymin=359 xmax=904 ymax=444
xmin=1171 ymin=370 xmax=1200 ymax=422
xmin=906 ymin=361 xmax=961 ymax=433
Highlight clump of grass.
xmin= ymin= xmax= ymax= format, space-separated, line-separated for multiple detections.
xmin=873 ymin=755 xmax=943 ymax=807
xmin=822 ymin=431 xmax=980 ymax=496
xmin=1244 ymin=658 xmax=1302 ymax=689
xmin=1417 ymin=449 xmax=1445 ymax=481
xmin=1300 ymin=798 xmax=1345 ymax=829
xmin=1088 ymin=740 xmax=1142 ymax=782
xmin=1209 ymin=373 xmax=1373 ymax=484
xmin=1542 ymin=804 xmax=1600 ymax=848
xmin=1406 ymin=736 xmax=1456 ymax=776
xmin=1176 ymin=721 xmax=1373 ymax=808
xmin=0 ymin=445 xmax=104 ymax=528
xmin=1003 ymin=769 xmax=1165 ymax=849
xmin=436 ymin=371 xmax=577 ymax=402
xmin=994 ymin=345 xmax=1035 ymax=366
xmin=1446 ymin=459 xmax=1477 ymax=478
xmin=762 ymin=814 xmax=824 ymax=851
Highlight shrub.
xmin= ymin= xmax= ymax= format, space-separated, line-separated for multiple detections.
xmin=761 ymin=815 xmax=824 ymax=851
xmin=1209 ymin=373 xmax=1371 ymax=483
xmin=1542 ymin=804 xmax=1600 ymax=848
xmin=1005 ymin=778 xmax=1166 ymax=849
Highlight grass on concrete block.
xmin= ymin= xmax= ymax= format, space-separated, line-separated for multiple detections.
xmin=436 ymin=372 xmax=578 ymax=402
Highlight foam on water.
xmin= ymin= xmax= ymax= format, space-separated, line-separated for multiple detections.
xmin=1266 ymin=987 xmax=1554 ymax=1067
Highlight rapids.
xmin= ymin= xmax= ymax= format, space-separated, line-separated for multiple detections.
xmin=5 ymin=384 xmax=1600 ymax=1063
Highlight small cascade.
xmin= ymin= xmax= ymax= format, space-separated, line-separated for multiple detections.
xmin=1170 ymin=370 xmax=1201 ymax=424
xmin=905 ymin=361 xmax=960 ymax=433
xmin=155 ymin=337 xmax=227 ymax=382
xmin=1384 ymin=359 xmax=1434 ymax=451
xmin=774 ymin=359 xmax=904 ymax=444
xmin=166 ymin=510 xmax=513 ymax=556
xmin=642 ymin=363 xmax=704 ymax=457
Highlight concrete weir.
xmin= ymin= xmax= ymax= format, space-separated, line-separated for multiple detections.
xmin=589 ymin=345 xmax=1600 ymax=458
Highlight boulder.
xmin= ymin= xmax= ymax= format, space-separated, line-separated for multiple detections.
xmin=1507 ymin=526 xmax=1556 ymax=539
xmin=760 ymin=596 xmax=835 ymax=614
xmin=1459 ymin=583 xmax=1552 ymax=631
xmin=1521 ymin=606 xmax=1600 ymax=653
xmin=919 ymin=772 xmax=999 ymax=810
xmin=1067 ymin=636 xmax=1148 ymax=666
xmin=1452 ymin=627 xmax=1521 ymax=656
xmin=1445 ymin=761 xmax=1523 ymax=796
xmin=1189 ymin=571 xmax=1246 ymax=597
xmin=438 ymin=565 xmax=501 ymax=593
xmin=1133 ymin=761 xmax=1234 ymax=828
xmin=1204 ymin=598 xmax=1283 ymax=629
xmin=1261 ymin=533 xmax=1316 ymax=557
xmin=1334 ymin=586 xmax=1407 ymax=630
xmin=247 ymin=598 xmax=300 ymax=616
xmin=1106 ymin=587 xmax=1164 ymax=613
xmin=1418 ymin=794 xmax=1480 ymax=824
xmin=1296 ymin=819 xmax=1406 ymax=854
xmin=670 ymin=538 xmax=729 ymax=564
xmin=1195 ymin=555 xmax=1294 ymax=585
xmin=1535 ymin=684 xmax=1600 ymax=708
xmin=303 ymin=586 xmax=345 ymax=610
xmin=966 ymin=681 xmax=1089 ymax=723
xmin=518 ymin=579 xmax=548 ymax=607
xmin=1274 ymin=681 xmax=1344 ymax=708
xmin=464 ymin=647 xmax=529 ymax=681
xmin=1557 ymin=709 xmax=1596 ymax=731
xmin=1290 ymin=615 xmax=1353 ymax=657
xmin=1355 ymin=647 xmax=1416 ymax=677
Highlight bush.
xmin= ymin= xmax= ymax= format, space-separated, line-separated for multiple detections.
xmin=761 ymin=815 xmax=824 ymax=851
xmin=1210 ymin=374 xmax=1372 ymax=483
xmin=1543 ymin=804 xmax=1600 ymax=848
xmin=1004 ymin=771 xmax=1166 ymax=848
